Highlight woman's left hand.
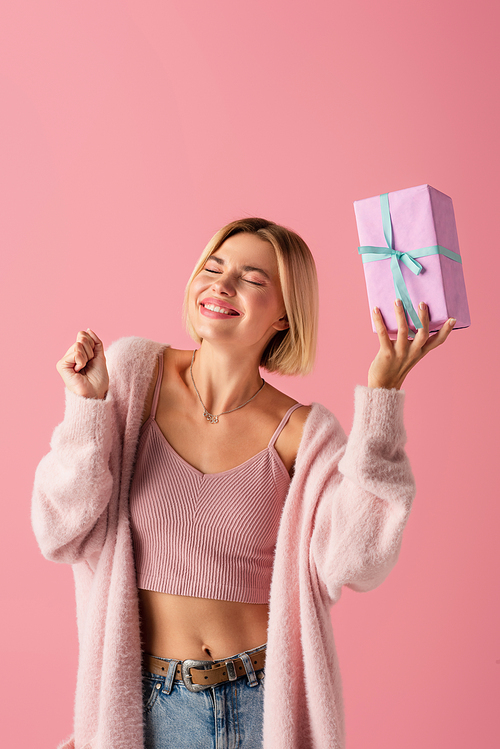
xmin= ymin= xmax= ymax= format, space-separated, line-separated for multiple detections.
xmin=367 ymin=299 xmax=456 ymax=390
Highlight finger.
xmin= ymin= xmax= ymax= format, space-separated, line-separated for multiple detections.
xmin=75 ymin=331 xmax=95 ymax=366
xmin=56 ymin=345 xmax=78 ymax=373
xmin=74 ymin=342 xmax=91 ymax=372
xmin=74 ymin=332 xmax=96 ymax=371
xmin=86 ymin=328 xmax=105 ymax=359
xmin=73 ymin=330 xmax=105 ymax=372
xmin=372 ymin=306 xmax=392 ymax=351
xmin=394 ymin=299 xmax=409 ymax=352
xmin=412 ymin=302 xmax=430 ymax=351
xmin=421 ymin=317 xmax=456 ymax=356
xmin=57 ymin=344 xmax=87 ymax=376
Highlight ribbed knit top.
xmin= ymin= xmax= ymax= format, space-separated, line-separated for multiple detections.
xmin=129 ymin=351 xmax=302 ymax=604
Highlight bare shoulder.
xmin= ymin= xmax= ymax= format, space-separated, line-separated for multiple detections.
xmin=264 ymin=384 xmax=312 ymax=475
xmin=263 ymin=382 xmax=311 ymax=420
xmin=141 ymin=346 xmax=187 ymax=426
xmin=278 ymin=403 xmax=312 ymax=450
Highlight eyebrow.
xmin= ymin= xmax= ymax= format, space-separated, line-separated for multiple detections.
xmin=207 ymin=255 xmax=271 ymax=280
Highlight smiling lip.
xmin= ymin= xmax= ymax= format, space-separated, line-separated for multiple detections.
xmin=200 ymin=298 xmax=241 ymax=316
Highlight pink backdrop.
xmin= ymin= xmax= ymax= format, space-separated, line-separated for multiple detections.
xmin=1 ymin=1 xmax=498 ymax=746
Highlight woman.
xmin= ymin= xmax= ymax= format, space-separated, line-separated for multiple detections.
xmin=32 ymin=217 xmax=455 ymax=749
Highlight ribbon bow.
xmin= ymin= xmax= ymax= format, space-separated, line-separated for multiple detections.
xmin=358 ymin=193 xmax=462 ymax=331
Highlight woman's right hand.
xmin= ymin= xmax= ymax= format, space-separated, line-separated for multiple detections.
xmin=56 ymin=329 xmax=109 ymax=400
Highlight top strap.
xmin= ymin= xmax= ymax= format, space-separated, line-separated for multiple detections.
xmin=268 ymin=403 xmax=303 ymax=448
xmin=150 ymin=351 xmax=164 ymax=421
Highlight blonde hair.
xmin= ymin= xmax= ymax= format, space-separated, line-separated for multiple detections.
xmin=183 ymin=218 xmax=319 ymax=376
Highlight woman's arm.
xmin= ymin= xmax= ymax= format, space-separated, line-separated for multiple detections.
xmin=310 ymin=299 xmax=455 ymax=599
xmin=31 ymin=391 xmax=115 ymax=564
xmin=309 ymin=387 xmax=414 ymax=599
xmin=31 ymin=331 xmax=117 ymax=564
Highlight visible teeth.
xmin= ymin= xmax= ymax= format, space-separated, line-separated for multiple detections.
xmin=204 ymin=303 xmax=233 ymax=315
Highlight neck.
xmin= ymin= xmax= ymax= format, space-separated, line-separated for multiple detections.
xmin=189 ymin=342 xmax=265 ymax=417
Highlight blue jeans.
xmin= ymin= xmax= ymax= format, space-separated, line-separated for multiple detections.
xmin=142 ymin=643 xmax=266 ymax=748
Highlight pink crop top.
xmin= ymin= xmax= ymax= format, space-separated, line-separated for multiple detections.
xmin=129 ymin=351 xmax=302 ymax=604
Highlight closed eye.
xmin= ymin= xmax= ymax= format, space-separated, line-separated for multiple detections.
xmin=205 ymin=267 xmax=263 ymax=285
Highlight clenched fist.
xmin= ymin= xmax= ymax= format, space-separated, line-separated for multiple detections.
xmin=56 ymin=329 xmax=109 ymax=400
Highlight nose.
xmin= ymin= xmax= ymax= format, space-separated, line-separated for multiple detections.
xmin=211 ymin=272 xmax=235 ymax=296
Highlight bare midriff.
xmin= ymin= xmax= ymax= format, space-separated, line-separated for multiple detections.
xmin=135 ymin=349 xmax=310 ymax=664
xmin=138 ymin=589 xmax=269 ymax=662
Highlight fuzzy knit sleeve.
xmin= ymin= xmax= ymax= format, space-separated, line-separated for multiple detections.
xmin=31 ymin=386 xmax=117 ymax=564
xmin=30 ymin=338 xmax=132 ymax=565
xmin=306 ymin=386 xmax=416 ymax=602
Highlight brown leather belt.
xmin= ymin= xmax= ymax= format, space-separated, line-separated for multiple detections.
xmin=144 ymin=646 xmax=266 ymax=691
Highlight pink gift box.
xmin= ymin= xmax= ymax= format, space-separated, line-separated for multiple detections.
xmin=353 ymin=184 xmax=471 ymax=336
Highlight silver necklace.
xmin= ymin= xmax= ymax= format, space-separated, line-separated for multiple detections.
xmin=190 ymin=349 xmax=265 ymax=424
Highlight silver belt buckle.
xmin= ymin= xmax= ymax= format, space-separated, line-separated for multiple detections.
xmin=181 ymin=659 xmax=213 ymax=692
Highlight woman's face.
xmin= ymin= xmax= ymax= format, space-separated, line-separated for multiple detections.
xmin=188 ymin=232 xmax=289 ymax=354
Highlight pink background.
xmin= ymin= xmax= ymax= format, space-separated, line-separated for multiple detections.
xmin=1 ymin=1 xmax=498 ymax=746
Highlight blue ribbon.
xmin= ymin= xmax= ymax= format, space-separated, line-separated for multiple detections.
xmin=358 ymin=193 xmax=462 ymax=331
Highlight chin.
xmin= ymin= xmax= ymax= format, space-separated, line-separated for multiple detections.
xmin=190 ymin=308 xmax=234 ymax=343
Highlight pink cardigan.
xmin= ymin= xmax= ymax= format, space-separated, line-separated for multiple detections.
xmin=32 ymin=336 xmax=416 ymax=749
